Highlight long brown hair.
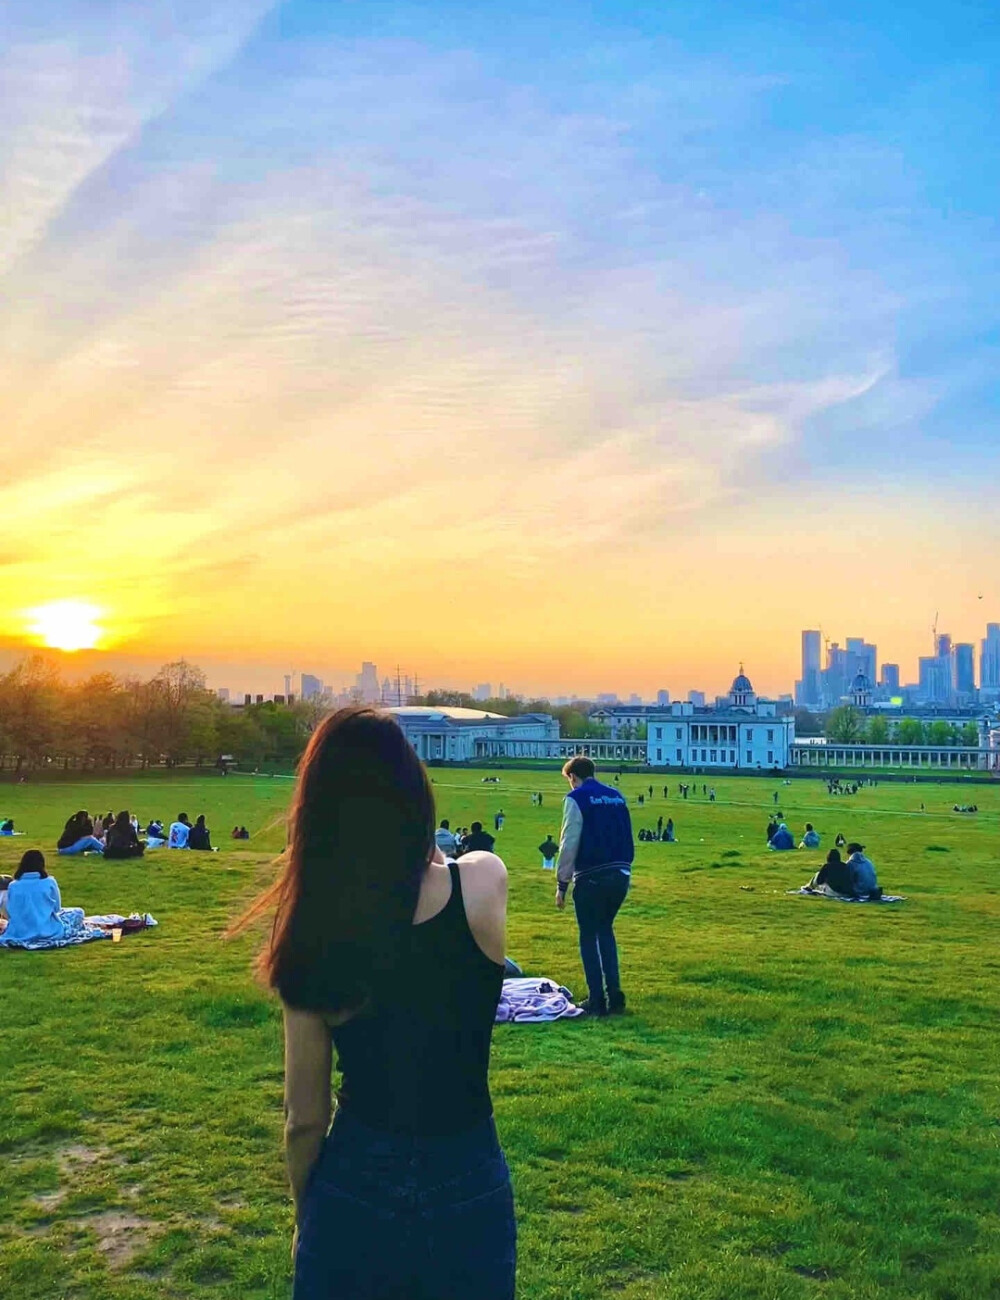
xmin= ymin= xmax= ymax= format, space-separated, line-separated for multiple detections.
xmin=235 ymin=708 xmax=435 ymax=1016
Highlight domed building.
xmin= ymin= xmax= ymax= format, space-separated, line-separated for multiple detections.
xmin=730 ymin=666 xmax=756 ymax=710
xmin=850 ymin=671 xmax=873 ymax=709
xmin=638 ymin=663 xmax=795 ymax=771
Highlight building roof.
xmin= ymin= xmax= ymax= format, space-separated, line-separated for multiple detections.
xmin=387 ymin=706 xmax=553 ymax=729
xmin=731 ymin=669 xmax=754 ymax=694
xmin=851 ymin=671 xmax=872 ymax=691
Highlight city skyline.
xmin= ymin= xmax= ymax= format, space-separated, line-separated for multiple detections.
xmin=2 ymin=2 xmax=998 ymax=693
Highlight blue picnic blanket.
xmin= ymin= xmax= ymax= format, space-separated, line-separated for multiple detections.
xmin=787 ymin=886 xmax=906 ymax=904
xmin=0 ymin=907 xmax=110 ymax=950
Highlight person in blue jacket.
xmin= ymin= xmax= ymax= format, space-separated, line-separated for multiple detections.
xmin=555 ymin=756 xmax=634 ymax=1016
xmin=768 ymin=822 xmax=795 ymax=851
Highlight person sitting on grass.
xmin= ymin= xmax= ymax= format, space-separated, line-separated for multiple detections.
xmin=168 ymin=813 xmax=192 ymax=849
xmin=808 ymin=848 xmax=854 ymax=894
xmin=768 ymin=822 xmax=795 ymax=851
xmin=232 ymin=825 xmax=242 ymax=839
xmin=460 ymin=821 xmax=496 ymax=853
xmin=800 ymin=823 xmax=821 ymax=849
xmin=239 ymin=826 xmax=250 ymax=840
xmin=103 ymin=810 xmax=145 ymax=860
xmin=57 ymin=811 xmax=105 ymax=856
xmin=845 ymin=843 xmax=880 ymax=898
xmin=188 ymin=815 xmax=213 ymax=851
xmin=1 ymin=819 xmax=15 ymax=836
xmin=0 ymin=850 xmax=86 ymax=946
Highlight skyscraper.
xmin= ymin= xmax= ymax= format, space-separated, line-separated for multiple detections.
xmin=845 ymin=636 xmax=877 ymax=686
xmin=919 ymin=655 xmax=951 ymax=704
xmin=301 ymin=673 xmax=323 ymax=701
xmin=981 ymin=624 xmax=1000 ymax=693
xmin=800 ymin=630 xmax=822 ymax=707
xmin=355 ymin=662 xmax=380 ymax=703
xmin=656 ymin=689 xmax=670 ymax=706
xmin=880 ymin=664 xmax=900 ymax=696
xmin=952 ymin=644 xmax=975 ymax=699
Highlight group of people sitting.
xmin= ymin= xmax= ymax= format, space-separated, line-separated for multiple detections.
xmin=807 ymin=843 xmax=881 ymax=899
xmin=0 ymin=819 xmax=20 ymax=836
xmin=637 ymin=817 xmax=676 ymax=842
xmin=230 ymin=826 xmax=251 ymax=839
xmin=767 ymin=819 xmax=823 ymax=851
xmin=55 ymin=810 xmax=216 ymax=856
xmin=58 ymin=810 xmax=144 ymax=858
xmin=433 ymin=819 xmax=497 ymax=856
xmin=953 ymin=804 xmax=979 ymax=814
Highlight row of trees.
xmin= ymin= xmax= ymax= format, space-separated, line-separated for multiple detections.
xmin=824 ymin=705 xmax=981 ymax=747
xmin=0 ymin=658 xmax=326 ymax=772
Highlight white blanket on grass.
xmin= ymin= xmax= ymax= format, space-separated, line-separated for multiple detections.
xmin=788 ymin=885 xmax=906 ymax=904
xmin=495 ymin=977 xmax=584 ymax=1023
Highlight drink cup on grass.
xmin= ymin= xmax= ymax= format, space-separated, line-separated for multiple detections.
xmin=112 ymin=927 xmax=122 ymax=942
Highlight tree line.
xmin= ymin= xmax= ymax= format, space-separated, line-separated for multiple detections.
xmin=0 ymin=657 xmax=327 ymax=773
xmin=824 ymin=705 xmax=981 ymax=747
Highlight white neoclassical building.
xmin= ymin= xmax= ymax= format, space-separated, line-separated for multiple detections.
xmin=387 ymin=706 xmax=559 ymax=763
xmin=641 ymin=669 xmax=795 ymax=770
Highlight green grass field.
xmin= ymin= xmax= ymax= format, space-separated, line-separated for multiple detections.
xmin=1 ymin=770 xmax=998 ymax=1300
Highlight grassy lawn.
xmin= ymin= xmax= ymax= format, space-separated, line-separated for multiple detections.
xmin=1 ymin=769 xmax=998 ymax=1299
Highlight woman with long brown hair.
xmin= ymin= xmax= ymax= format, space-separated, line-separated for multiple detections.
xmin=236 ymin=708 xmax=514 ymax=1299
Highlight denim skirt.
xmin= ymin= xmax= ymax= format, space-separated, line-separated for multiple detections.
xmin=294 ymin=1109 xmax=516 ymax=1300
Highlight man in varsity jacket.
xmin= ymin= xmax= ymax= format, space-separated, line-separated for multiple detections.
xmin=555 ymin=756 xmax=634 ymax=1016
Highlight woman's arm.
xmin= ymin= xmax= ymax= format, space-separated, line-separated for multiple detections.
xmin=455 ymin=852 xmax=507 ymax=964
xmin=47 ymin=878 xmax=62 ymax=910
xmin=283 ymin=1005 xmax=333 ymax=1220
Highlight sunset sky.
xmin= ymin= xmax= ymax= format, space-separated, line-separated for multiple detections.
xmin=2 ymin=0 xmax=998 ymax=698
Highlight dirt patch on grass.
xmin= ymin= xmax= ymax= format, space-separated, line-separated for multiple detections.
xmin=32 ymin=1189 xmax=68 ymax=1210
xmin=78 ymin=1211 xmax=156 ymax=1268
xmin=57 ymin=1143 xmax=121 ymax=1174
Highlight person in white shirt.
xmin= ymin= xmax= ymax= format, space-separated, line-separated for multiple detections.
xmin=434 ymin=819 xmax=458 ymax=857
xmin=168 ymin=813 xmax=192 ymax=848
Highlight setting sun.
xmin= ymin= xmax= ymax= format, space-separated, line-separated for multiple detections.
xmin=26 ymin=601 xmax=106 ymax=652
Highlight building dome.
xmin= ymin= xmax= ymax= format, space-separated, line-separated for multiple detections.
xmin=731 ymin=670 xmax=754 ymax=695
xmin=851 ymin=671 xmax=871 ymax=693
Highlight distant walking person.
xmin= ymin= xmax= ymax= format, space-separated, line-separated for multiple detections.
xmin=538 ymin=834 xmax=558 ymax=870
xmin=494 ymin=810 xmax=505 ymax=832
xmin=555 ymin=757 xmax=634 ymax=1017
xmin=234 ymin=708 xmax=514 ymax=1299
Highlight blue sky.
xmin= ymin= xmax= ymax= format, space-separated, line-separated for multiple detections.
xmin=1 ymin=0 xmax=997 ymax=694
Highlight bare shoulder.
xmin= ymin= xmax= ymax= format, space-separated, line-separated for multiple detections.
xmin=456 ymin=850 xmax=507 ymax=875
xmin=456 ymin=851 xmax=507 ymax=894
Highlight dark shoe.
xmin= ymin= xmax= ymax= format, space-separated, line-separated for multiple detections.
xmin=607 ymin=990 xmax=627 ymax=1015
xmin=578 ymin=996 xmax=608 ymax=1017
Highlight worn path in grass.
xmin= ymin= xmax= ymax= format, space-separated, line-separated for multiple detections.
xmin=1 ymin=771 xmax=998 ymax=1299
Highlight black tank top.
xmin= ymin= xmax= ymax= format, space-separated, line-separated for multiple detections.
xmin=331 ymin=861 xmax=504 ymax=1136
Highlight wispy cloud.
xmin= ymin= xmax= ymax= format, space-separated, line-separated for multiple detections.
xmin=0 ymin=3 xmax=997 ymax=691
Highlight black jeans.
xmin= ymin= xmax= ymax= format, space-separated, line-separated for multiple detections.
xmin=572 ymin=867 xmax=631 ymax=1002
xmin=294 ymin=1110 xmax=516 ymax=1299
